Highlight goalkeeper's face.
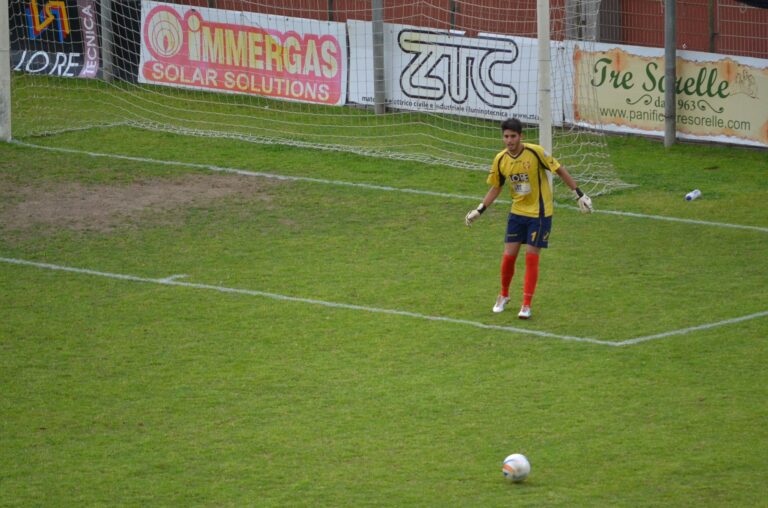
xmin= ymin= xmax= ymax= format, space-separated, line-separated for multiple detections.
xmin=503 ymin=129 xmax=523 ymax=155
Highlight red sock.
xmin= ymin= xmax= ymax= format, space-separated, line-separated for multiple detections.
xmin=523 ymin=253 xmax=540 ymax=306
xmin=500 ymin=254 xmax=516 ymax=297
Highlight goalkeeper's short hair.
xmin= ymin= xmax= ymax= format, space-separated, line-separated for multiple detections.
xmin=501 ymin=118 xmax=523 ymax=134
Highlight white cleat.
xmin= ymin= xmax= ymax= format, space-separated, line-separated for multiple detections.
xmin=493 ymin=295 xmax=511 ymax=313
xmin=518 ymin=305 xmax=532 ymax=320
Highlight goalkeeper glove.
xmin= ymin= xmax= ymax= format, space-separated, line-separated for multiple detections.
xmin=574 ymin=188 xmax=593 ymax=213
xmin=465 ymin=203 xmax=487 ymax=226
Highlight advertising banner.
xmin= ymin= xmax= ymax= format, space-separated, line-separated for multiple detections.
xmin=574 ymin=42 xmax=768 ymax=147
xmin=10 ymin=0 xmax=101 ymax=78
xmin=139 ymin=1 xmax=347 ymax=105
xmin=347 ymin=20 xmax=559 ymax=123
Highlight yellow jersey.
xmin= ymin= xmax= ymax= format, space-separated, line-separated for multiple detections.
xmin=486 ymin=143 xmax=561 ymax=218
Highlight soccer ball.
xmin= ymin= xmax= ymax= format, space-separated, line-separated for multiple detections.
xmin=502 ymin=453 xmax=531 ymax=482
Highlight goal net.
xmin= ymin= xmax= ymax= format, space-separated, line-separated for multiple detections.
xmin=6 ymin=0 xmax=632 ymax=197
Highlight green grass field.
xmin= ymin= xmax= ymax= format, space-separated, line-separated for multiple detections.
xmin=1 ymin=126 xmax=767 ymax=506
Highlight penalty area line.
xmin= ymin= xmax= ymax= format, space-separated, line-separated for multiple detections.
xmin=617 ymin=310 xmax=768 ymax=346
xmin=4 ymin=256 xmax=766 ymax=347
xmin=0 ymin=256 xmax=617 ymax=347
xmin=12 ymin=140 xmax=768 ymax=234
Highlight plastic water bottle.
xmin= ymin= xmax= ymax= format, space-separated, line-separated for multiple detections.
xmin=685 ymin=189 xmax=702 ymax=201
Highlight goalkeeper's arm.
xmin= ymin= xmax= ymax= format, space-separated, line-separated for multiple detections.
xmin=465 ymin=187 xmax=502 ymax=226
xmin=555 ymin=166 xmax=593 ymax=213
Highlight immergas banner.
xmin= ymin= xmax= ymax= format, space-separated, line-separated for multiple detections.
xmin=573 ymin=42 xmax=768 ymax=148
xmin=10 ymin=0 xmax=100 ymax=78
xmin=138 ymin=1 xmax=347 ymax=105
xmin=347 ymin=20 xmax=562 ymax=123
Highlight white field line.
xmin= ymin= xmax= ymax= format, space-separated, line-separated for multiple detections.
xmin=617 ymin=311 xmax=768 ymax=346
xmin=0 ymin=256 xmax=616 ymax=347
xmin=12 ymin=140 xmax=768 ymax=234
xmin=557 ymin=204 xmax=768 ymax=233
xmin=157 ymin=274 xmax=188 ymax=282
xmin=3 ymin=257 xmax=767 ymax=347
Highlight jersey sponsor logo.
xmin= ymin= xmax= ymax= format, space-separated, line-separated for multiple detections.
xmin=509 ymin=171 xmax=532 ymax=194
xmin=513 ymin=183 xmax=531 ymax=195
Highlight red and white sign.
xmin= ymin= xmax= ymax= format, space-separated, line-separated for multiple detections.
xmin=139 ymin=1 xmax=347 ymax=105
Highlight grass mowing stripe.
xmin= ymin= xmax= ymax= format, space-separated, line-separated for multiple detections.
xmin=12 ymin=140 xmax=768 ymax=234
xmin=0 ymin=256 xmax=616 ymax=346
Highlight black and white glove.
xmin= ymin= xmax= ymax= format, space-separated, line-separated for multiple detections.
xmin=575 ymin=188 xmax=593 ymax=213
xmin=465 ymin=203 xmax=487 ymax=226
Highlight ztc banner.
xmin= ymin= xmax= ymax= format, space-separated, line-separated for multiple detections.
xmin=347 ymin=20 xmax=560 ymax=123
xmin=139 ymin=1 xmax=347 ymax=105
xmin=10 ymin=0 xmax=100 ymax=78
xmin=574 ymin=42 xmax=768 ymax=148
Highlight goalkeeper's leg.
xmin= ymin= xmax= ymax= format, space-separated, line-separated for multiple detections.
xmin=493 ymin=253 xmax=517 ymax=313
xmin=523 ymin=252 xmax=540 ymax=307
xmin=500 ymin=253 xmax=516 ymax=297
xmin=519 ymin=239 xmax=545 ymax=319
xmin=493 ymin=242 xmax=522 ymax=313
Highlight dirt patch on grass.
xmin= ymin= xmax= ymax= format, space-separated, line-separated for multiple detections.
xmin=0 ymin=173 xmax=276 ymax=234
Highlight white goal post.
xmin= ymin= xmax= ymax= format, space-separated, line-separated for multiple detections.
xmin=1 ymin=0 xmax=11 ymax=141
xmin=537 ymin=0 xmax=553 ymax=154
xmin=4 ymin=0 xmax=632 ymax=197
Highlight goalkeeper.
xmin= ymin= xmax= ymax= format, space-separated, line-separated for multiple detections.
xmin=464 ymin=118 xmax=593 ymax=319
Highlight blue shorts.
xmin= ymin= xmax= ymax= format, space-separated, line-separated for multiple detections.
xmin=505 ymin=214 xmax=552 ymax=248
